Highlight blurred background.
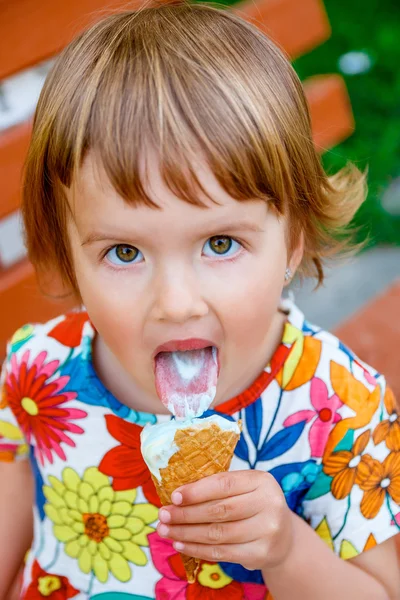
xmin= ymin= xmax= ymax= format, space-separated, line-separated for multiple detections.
xmin=0 ymin=0 xmax=399 ymax=394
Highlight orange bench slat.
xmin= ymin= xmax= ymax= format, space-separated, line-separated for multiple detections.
xmin=0 ymin=0 xmax=145 ymax=80
xmin=0 ymin=121 xmax=32 ymax=220
xmin=334 ymin=281 xmax=400 ymax=399
xmin=0 ymin=0 xmax=330 ymax=81
xmin=305 ymin=74 xmax=355 ymax=151
xmin=0 ymin=73 xmax=354 ymax=220
xmin=0 ymin=260 xmax=75 ymax=357
xmin=235 ymin=0 xmax=331 ymax=60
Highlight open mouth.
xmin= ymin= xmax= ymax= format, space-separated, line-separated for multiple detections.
xmin=154 ymin=345 xmax=219 ymax=419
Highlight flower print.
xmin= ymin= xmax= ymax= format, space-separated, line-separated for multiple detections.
xmin=281 ymin=462 xmax=320 ymax=493
xmin=0 ymin=384 xmax=7 ymax=409
xmin=364 ymin=533 xmax=377 ymax=551
xmin=275 ymin=461 xmax=321 ymax=512
xmin=0 ymin=361 xmax=8 ymax=409
xmin=0 ymin=447 xmax=15 ymax=461
xmin=315 ymin=517 xmax=334 ymax=550
xmin=43 ymin=466 xmax=158 ymax=583
xmin=276 ymin=324 xmax=322 ymax=391
xmin=284 ymin=378 xmax=342 ymax=457
xmin=4 ymin=349 xmax=86 ymax=465
xmin=391 ymin=512 xmax=400 ymax=527
xmin=357 ymin=452 xmax=400 ymax=519
xmin=323 ymin=430 xmax=371 ymax=499
xmin=324 ymin=362 xmax=381 ymax=459
xmin=48 ymin=312 xmax=89 ymax=348
xmin=10 ymin=324 xmax=34 ymax=353
xmin=0 ymin=419 xmax=28 ymax=461
xmin=99 ymin=415 xmax=161 ymax=507
xmin=373 ymin=387 xmax=400 ymax=451
xmin=22 ymin=559 xmax=79 ymax=599
xmin=217 ymin=344 xmax=292 ymax=415
xmin=339 ymin=540 xmax=359 ymax=559
xmin=315 ymin=518 xmax=376 ymax=559
xmin=149 ymin=532 xmax=267 ymax=600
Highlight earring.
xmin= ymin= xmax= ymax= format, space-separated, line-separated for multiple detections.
xmin=284 ymin=267 xmax=292 ymax=282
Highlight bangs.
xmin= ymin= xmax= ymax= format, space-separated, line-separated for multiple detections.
xmin=44 ymin=5 xmax=305 ymax=211
xmin=24 ymin=3 xmax=364 ymax=296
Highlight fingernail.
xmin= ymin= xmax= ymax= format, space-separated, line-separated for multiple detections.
xmin=174 ymin=541 xmax=185 ymax=551
xmin=159 ymin=509 xmax=171 ymax=523
xmin=171 ymin=491 xmax=183 ymax=505
xmin=158 ymin=524 xmax=170 ymax=537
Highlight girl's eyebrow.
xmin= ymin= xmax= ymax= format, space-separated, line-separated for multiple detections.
xmin=202 ymin=220 xmax=265 ymax=234
xmin=81 ymin=221 xmax=265 ymax=246
xmin=81 ymin=232 xmax=135 ymax=246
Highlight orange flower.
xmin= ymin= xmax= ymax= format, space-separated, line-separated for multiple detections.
xmin=373 ymin=387 xmax=400 ymax=451
xmin=358 ymin=452 xmax=400 ymax=519
xmin=323 ymin=362 xmax=381 ymax=460
xmin=323 ymin=430 xmax=371 ymax=499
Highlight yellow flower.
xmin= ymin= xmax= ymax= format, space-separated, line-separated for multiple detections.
xmin=197 ymin=563 xmax=233 ymax=589
xmin=43 ymin=466 xmax=158 ymax=583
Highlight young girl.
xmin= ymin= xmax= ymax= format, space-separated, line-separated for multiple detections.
xmin=1 ymin=3 xmax=399 ymax=598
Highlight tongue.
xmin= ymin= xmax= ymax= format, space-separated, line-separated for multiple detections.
xmin=155 ymin=347 xmax=218 ymax=420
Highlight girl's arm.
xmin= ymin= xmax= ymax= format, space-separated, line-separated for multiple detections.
xmin=159 ymin=471 xmax=400 ymax=600
xmin=0 ymin=460 xmax=34 ymax=599
xmin=262 ymin=511 xmax=399 ymax=600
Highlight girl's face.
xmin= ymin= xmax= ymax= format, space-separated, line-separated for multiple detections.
xmin=67 ymin=152 xmax=299 ymax=411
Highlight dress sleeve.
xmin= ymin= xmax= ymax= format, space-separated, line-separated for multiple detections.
xmin=0 ymin=340 xmax=29 ymax=462
xmin=301 ymin=367 xmax=400 ymax=559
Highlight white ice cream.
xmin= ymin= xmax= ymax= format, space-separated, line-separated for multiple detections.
xmin=155 ymin=347 xmax=219 ymax=420
xmin=165 ymin=386 xmax=217 ymax=421
xmin=140 ymin=414 xmax=240 ymax=481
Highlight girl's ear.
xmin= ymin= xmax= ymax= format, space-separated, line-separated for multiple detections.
xmin=285 ymin=230 xmax=304 ymax=286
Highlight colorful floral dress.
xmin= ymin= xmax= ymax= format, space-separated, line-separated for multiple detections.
xmin=0 ymin=302 xmax=399 ymax=600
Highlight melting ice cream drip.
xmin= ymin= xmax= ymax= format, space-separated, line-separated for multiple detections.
xmin=140 ymin=414 xmax=241 ymax=481
xmin=155 ymin=346 xmax=218 ymax=420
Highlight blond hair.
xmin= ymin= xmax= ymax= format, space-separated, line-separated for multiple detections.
xmin=22 ymin=2 xmax=366 ymax=298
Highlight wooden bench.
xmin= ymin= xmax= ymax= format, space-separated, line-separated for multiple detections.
xmin=0 ymin=0 xmax=355 ymax=357
xmin=335 ymin=281 xmax=400 ymax=399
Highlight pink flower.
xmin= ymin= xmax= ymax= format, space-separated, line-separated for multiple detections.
xmin=391 ymin=512 xmax=400 ymax=528
xmin=148 ymin=532 xmax=267 ymax=600
xmin=5 ymin=350 xmax=87 ymax=465
xmin=284 ymin=378 xmax=342 ymax=457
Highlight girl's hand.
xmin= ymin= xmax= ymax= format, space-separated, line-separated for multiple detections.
xmin=157 ymin=470 xmax=293 ymax=571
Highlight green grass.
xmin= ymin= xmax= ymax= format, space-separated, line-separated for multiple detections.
xmin=195 ymin=0 xmax=400 ymax=246
xmin=294 ymin=0 xmax=400 ymax=246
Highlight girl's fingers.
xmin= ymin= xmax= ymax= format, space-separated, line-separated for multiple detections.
xmin=171 ymin=540 xmax=261 ymax=567
xmin=159 ymin=489 xmax=265 ymax=524
xmin=157 ymin=514 xmax=261 ymax=545
xmin=171 ymin=471 xmax=261 ymax=506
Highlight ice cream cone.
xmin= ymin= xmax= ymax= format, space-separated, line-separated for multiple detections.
xmin=143 ymin=417 xmax=241 ymax=582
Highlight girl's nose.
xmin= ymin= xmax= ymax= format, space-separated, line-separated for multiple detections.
xmin=151 ymin=269 xmax=208 ymax=324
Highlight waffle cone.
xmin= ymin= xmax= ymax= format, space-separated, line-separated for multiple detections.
xmin=151 ymin=421 xmax=241 ymax=583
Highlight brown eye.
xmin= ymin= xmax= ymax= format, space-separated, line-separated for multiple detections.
xmin=113 ymin=244 xmax=140 ymax=263
xmin=208 ymin=236 xmax=233 ymax=255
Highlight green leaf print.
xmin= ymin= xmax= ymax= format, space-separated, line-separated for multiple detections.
xmin=334 ymin=429 xmax=355 ymax=452
xmin=304 ymin=470 xmax=333 ymax=500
